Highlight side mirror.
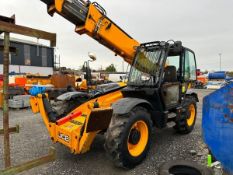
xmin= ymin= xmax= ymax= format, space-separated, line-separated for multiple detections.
xmin=88 ymin=52 xmax=97 ymax=61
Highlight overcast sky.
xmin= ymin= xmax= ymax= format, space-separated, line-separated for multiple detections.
xmin=1 ymin=0 xmax=233 ymax=71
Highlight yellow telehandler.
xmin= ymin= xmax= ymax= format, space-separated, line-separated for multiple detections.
xmin=30 ymin=0 xmax=198 ymax=168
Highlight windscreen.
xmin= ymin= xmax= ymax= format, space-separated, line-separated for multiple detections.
xmin=128 ymin=48 xmax=164 ymax=86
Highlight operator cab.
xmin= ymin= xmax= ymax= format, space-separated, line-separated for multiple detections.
xmin=124 ymin=40 xmax=197 ymax=111
xmin=163 ymin=41 xmax=196 ymax=109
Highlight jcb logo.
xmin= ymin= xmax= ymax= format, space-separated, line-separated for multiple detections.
xmin=58 ymin=132 xmax=70 ymax=143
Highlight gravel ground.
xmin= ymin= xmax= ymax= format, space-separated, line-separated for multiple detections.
xmin=0 ymin=89 xmax=214 ymax=175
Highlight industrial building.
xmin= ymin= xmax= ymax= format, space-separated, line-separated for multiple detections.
xmin=0 ymin=36 xmax=54 ymax=75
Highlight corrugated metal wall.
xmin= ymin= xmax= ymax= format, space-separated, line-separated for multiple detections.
xmin=0 ymin=39 xmax=54 ymax=68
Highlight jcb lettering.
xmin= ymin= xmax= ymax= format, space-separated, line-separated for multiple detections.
xmin=58 ymin=132 xmax=70 ymax=143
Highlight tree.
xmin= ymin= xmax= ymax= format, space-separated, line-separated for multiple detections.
xmin=105 ymin=64 xmax=117 ymax=72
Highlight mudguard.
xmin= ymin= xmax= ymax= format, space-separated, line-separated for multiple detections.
xmin=57 ymin=92 xmax=90 ymax=101
xmin=186 ymin=89 xmax=199 ymax=102
xmin=112 ymin=97 xmax=153 ymax=115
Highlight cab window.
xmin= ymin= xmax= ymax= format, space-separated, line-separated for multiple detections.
xmin=166 ymin=55 xmax=181 ymax=80
xmin=184 ymin=50 xmax=196 ymax=81
xmin=166 ymin=56 xmax=180 ymax=70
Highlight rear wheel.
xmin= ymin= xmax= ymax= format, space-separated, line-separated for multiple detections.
xmin=105 ymin=106 xmax=152 ymax=169
xmin=174 ymin=96 xmax=197 ymax=134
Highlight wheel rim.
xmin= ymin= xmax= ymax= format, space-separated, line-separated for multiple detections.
xmin=127 ymin=120 xmax=149 ymax=157
xmin=187 ymin=104 xmax=196 ymax=126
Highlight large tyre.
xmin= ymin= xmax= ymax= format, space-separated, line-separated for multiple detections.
xmin=105 ymin=106 xmax=152 ymax=169
xmin=174 ymin=96 xmax=197 ymax=134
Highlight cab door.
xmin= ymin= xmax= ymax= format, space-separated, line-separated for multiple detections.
xmin=181 ymin=49 xmax=197 ymax=94
xmin=161 ymin=54 xmax=181 ymax=109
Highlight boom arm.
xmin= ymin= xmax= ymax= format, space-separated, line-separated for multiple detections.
xmin=41 ymin=0 xmax=140 ymax=64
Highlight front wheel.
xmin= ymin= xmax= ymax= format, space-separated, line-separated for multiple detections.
xmin=105 ymin=106 xmax=152 ymax=169
xmin=174 ymin=96 xmax=197 ymax=134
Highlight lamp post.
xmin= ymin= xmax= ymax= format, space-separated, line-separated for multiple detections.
xmin=219 ymin=53 xmax=222 ymax=71
xmin=84 ymin=52 xmax=97 ymax=89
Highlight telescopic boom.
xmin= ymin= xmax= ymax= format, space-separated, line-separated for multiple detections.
xmin=41 ymin=0 xmax=140 ymax=64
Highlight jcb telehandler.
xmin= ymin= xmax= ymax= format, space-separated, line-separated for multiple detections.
xmin=30 ymin=0 xmax=198 ymax=168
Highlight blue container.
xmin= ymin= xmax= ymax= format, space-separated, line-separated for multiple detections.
xmin=29 ymin=86 xmax=46 ymax=96
xmin=208 ymin=72 xmax=226 ymax=80
xmin=202 ymin=82 xmax=233 ymax=174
